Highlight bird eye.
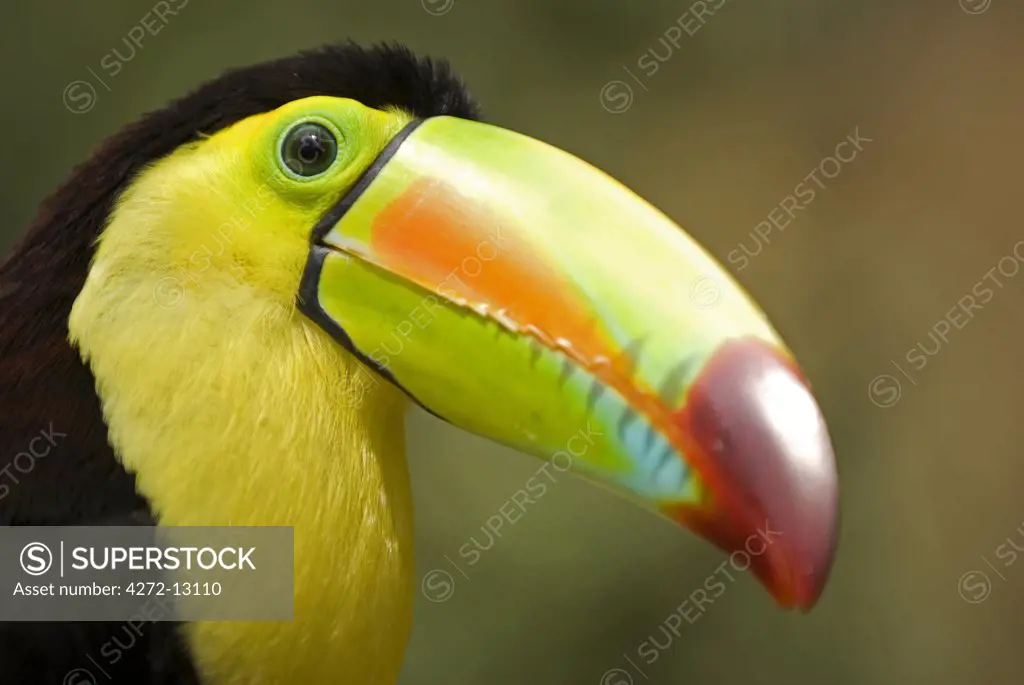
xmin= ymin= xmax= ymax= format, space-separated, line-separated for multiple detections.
xmin=281 ymin=122 xmax=338 ymax=177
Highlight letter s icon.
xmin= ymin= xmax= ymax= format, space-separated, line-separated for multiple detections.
xmin=20 ymin=542 xmax=53 ymax=576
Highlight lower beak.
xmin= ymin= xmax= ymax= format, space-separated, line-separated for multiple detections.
xmin=298 ymin=116 xmax=838 ymax=610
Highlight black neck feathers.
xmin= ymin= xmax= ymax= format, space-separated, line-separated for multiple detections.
xmin=0 ymin=43 xmax=478 ymax=525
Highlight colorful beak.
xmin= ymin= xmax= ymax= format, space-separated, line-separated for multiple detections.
xmin=298 ymin=116 xmax=838 ymax=610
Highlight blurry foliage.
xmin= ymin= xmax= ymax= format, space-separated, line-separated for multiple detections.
xmin=2 ymin=0 xmax=1023 ymax=683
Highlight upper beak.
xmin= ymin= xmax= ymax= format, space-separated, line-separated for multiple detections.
xmin=298 ymin=116 xmax=838 ymax=610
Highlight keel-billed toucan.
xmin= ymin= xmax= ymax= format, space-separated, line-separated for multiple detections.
xmin=0 ymin=44 xmax=838 ymax=684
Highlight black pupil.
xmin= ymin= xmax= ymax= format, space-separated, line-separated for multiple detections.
xmin=299 ymin=137 xmax=323 ymax=162
xmin=283 ymin=123 xmax=337 ymax=176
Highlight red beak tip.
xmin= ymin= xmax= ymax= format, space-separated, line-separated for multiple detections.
xmin=682 ymin=336 xmax=839 ymax=612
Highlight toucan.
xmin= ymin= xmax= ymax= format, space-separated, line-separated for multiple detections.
xmin=0 ymin=43 xmax=838 ymax=684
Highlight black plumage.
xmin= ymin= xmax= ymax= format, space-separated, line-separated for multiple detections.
xmin=0 ymin=42 xmax=477 ymax=684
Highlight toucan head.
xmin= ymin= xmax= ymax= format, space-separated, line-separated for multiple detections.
xmin=57 ymin=44 xmax=837 ymax=611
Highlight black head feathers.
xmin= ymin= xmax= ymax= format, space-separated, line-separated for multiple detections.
xmin=7 ymin=42 xmax=479 ymax=285
xmin=0 ymin=43 xmax=478 ymax=525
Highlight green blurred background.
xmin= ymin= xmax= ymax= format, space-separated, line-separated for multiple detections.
xmin=3 ymin=0 xmax=1023 ymax=682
